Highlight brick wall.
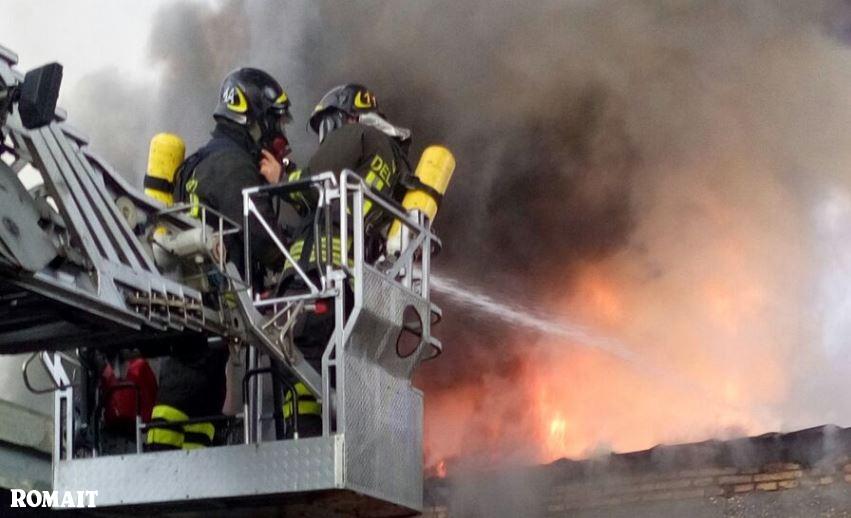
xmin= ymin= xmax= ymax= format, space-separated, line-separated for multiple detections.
xmin=422 ymin=426 xmax=851 ymax=517
xmin=541 ymin=461 xmax=846 ymax=514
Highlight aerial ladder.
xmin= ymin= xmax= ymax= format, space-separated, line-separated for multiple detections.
xmin=0 ymin=45 xmax=448 ymax=516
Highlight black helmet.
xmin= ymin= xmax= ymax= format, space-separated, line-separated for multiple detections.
xmin=309 ymin=83 xmax=379 ymax=141
xmin=214 ymin=67 xmax=292 ymax=141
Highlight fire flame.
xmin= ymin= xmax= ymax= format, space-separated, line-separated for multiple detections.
xmin=546 ymin=414 xmax=569 ymax=460
xmin=436 ymin=459 xmax=447 ymax=478
xmin=420 ymin=174 xmax=800 ymax=474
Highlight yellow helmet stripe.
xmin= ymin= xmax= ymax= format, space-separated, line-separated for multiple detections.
xmin=354 ymin=90 xmax=375 ymax=109
xmin=228 ymin=87 xmax=248 ymax=113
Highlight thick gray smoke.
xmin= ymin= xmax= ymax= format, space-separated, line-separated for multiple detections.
xmin=49 ymin=0 xmax=851 ymax=477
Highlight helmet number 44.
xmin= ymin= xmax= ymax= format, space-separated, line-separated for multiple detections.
xmin=223 ymin=87 xmax=248 ymax=113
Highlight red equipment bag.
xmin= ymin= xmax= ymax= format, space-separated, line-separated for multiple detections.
xmin=101 ymin=358 xmax=158 ymax=429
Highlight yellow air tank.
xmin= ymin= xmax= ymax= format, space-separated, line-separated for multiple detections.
xmin=144 ymin=133 xmax=185 ymax=207
xmin=387 ymin=145 xmax=455 ymax=256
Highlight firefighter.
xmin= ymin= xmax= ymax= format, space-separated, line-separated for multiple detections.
xmin=286 ymin=83 xmax=412 ymax=267
xmin=146 ymin=68 xmax=293 ymax=450
xmin=280 ymin=83 xmax=413 ymax=437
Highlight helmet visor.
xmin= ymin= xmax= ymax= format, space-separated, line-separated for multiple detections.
xmin=317 ymin=111 xmax=346 ymax=144
xmin=271 ymin=106 xmax=293 ymax=125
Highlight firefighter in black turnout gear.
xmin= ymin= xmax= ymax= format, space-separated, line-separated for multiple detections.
xmin=146 ymin=68 xmax=293 ymax=450
xmin=280 ymin=83 xmax=413 ymax=437
xmin=288 ymin=83 xmax=413 ymax=266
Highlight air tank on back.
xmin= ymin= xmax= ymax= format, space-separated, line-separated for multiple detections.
xmin=386 ymin=145 xmax=456 ymax=256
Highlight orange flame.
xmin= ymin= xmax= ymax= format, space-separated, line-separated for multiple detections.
xmin=436 ymin=459 xmax=447 ymax=478
xmin=420 ymin=174 xmax=800 ymax=470
xmin=546 ymin=414 xmax=569 ymax=460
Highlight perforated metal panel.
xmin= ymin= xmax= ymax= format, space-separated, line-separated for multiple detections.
xmin=344 ymin=353 xmax=423 ymax=510
xmin=338 ymin=267 xmax=426 ymax=510
xmin=350 ymin=266 xmax=435 ymax=379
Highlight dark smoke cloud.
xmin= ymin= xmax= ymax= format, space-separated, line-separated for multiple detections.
xmin=72 ymin=0 xmax=640 ymax=291
xmin=57 ymin=0 xmax=851 ymax=475
xmin=236 ymin=1 xmax=643 ymax=406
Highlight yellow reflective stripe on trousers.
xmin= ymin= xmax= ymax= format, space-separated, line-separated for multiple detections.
xmin=146 ymin=404 xmax=189 ymax=448
xmin=283 ymin=400 xmax=322 ymax=419
xmin=151 ymin=404 xmax=189 ymax=422
xmin=146 ymin=427 xmax=183 ymax=448
xmin=283 ymin=382 xmax=321 ymax=418
xmin=184 ymin=422 xmax=215 ymax=441
xmin=285 ymin=382 xmax=313 ymax=398
xmin=146 ymin=404 xmax=214 ymax=450
xmin=182 ymin=421 xmax=214 ymax=449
